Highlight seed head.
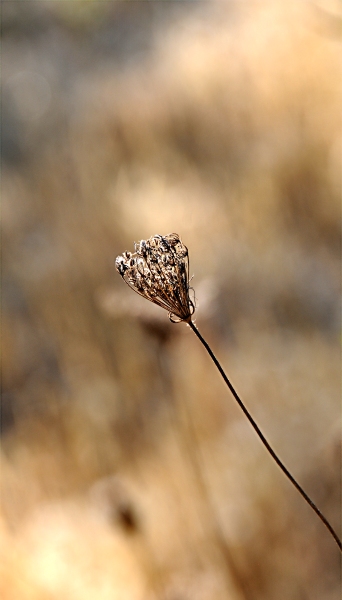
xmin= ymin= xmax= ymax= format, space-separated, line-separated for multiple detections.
xmin=115 ymin=233 xmax=195 ymax=323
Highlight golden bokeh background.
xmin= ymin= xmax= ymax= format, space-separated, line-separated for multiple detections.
xmin=1 ymin=1 xmax=341 ymax=599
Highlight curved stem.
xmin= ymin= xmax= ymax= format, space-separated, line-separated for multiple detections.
xmin=188 ymin=320 xmax=342 ymax=552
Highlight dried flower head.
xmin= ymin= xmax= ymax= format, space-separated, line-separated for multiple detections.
xmin=115 ymin=233 xmax=195 ymax=323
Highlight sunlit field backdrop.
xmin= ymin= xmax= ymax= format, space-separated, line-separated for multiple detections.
xmin=1 ymin=1 xmax=341 ymax=599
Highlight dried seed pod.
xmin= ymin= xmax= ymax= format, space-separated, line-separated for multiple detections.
xmin=115 ymin=233 xmax=195 ymax=323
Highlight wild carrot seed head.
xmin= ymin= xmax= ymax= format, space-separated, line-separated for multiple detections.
xmin=115 ymin=233 xmax=195 ymax=323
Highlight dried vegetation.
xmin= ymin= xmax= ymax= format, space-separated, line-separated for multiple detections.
xmin=1 ymin=1 xmax=341 ymax=599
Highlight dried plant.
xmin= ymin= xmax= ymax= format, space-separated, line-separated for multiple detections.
xmin=116 ymin=233 xmax=341 ymax=552
xmin=115 ymin=233 xmax=195 ymax=323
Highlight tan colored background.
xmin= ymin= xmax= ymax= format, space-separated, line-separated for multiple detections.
xmin=2 ymin=1 xmax=341 ymax=598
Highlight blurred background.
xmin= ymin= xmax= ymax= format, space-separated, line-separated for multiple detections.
xmin=1 ymin=1 xmax=341 ymax=599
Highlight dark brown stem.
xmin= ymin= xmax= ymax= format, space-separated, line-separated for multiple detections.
xmin=188 ymin=319 xmax=342 ymax=552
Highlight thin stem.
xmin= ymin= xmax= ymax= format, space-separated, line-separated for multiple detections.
xmin=188 ymin=319 xmax=342 ymax=552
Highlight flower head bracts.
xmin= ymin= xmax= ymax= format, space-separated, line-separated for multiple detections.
xmin=115 ymin=233 xmax=195 ymax=323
